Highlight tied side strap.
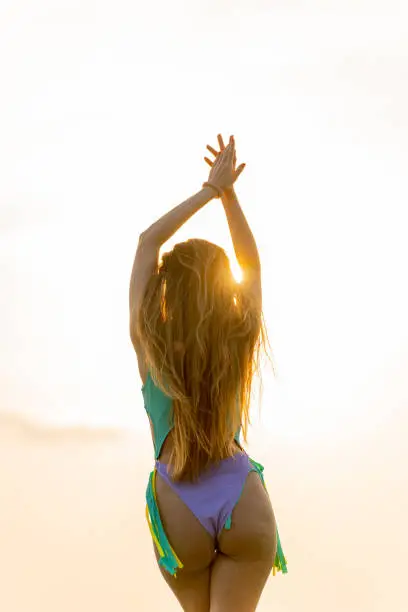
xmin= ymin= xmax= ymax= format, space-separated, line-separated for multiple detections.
xmin=146 ymin=460 xmax=288 ymax=577
xmin=248 ymin=458 xmax=288 ymax=575
xmin=145 ymin=469 xmax=184 ymax=577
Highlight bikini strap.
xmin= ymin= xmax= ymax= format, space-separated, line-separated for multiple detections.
xmin=145 ymin=469 xmax=184 ymax=577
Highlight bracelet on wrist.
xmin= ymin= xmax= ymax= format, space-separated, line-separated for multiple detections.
xmin=202 ymin=182 xmax=223 ymax=198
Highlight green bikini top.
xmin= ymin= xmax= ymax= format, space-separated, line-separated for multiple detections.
xmin=142 ymin=371 xmax=241 ymax=459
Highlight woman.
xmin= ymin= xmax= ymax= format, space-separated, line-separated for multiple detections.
xmin=129 ymin=134 xmax=287 ymax=612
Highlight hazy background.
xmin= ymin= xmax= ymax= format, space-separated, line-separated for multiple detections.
xmin=1 ymin=1 xmax=407 ymax=610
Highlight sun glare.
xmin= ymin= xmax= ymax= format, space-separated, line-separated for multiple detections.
xmin=231 ymin=259 xmax=243 ymax=283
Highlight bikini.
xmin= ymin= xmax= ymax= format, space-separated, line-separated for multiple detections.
xmin=143 ymin=371 xmax=288 ymax=578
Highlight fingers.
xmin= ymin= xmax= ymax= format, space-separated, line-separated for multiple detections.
xmin=206 ymin=133 xmax=244 ymax=186
xmin=234 ymin=162 xmax=246 ymax=181
xmin=205 ymin=135 xmax=236 ymax=170
xmin=213 ymin=142 xmax=233 ymax=167
xmin=215 ymin=143 xmax=232 ymax=166
xmin=206 ymin=144 xmax=218 ymax=157
xmin=226 ymin=140 xmax=235 ymax=162
xmin=213 ymin=148 xmax=224 ymax=165
xmin=207 ymin=135 xmax=233 ymax=159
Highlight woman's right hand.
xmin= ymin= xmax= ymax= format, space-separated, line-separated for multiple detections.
xmin=204 ymin=134 xmax=246 ymax=193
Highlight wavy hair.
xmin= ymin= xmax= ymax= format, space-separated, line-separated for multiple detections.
xmin=136 ymin=238 xmax=273 ymax=481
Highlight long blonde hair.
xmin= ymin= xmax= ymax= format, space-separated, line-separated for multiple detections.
xmin=136 ymin=238 xmax=273 ymax=481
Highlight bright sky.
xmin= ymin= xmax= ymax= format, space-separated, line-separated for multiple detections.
xmin=1 ymin=1 xmax=407 ymax=448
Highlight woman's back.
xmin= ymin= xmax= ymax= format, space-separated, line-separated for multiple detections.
xmin=129 ymin=133 xmax=287 ymax=610
xmin=136 ymin=235 xmax=263 ymax=481
xmin=142 ymin=370 xmax=242 ymax=465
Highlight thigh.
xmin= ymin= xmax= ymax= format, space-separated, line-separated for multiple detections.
xmin=153 ymin=472 xmax=217 ymax=612
xmin=210 ymin=471 xmax=277 ymax=612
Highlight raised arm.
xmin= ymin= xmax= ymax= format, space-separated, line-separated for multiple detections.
xmin=129 ymin=186 xmax=216 ymax=338
xmin=130 ymin=136 xmax=248 ymax=379
xmin=130 ymin=137 xmax=241 ymax=328
xmin=129 ymin=186 xmax=217 ymax=381
xmin=205 ymin=134 xmax=261 ymax=310
xmin=136 ymin=186 xmax=217 ymax=252
xmin=221 ymin=185 xmax=262 ymax=309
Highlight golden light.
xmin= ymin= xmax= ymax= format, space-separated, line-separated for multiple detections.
xmin=230 ymin=259 xmax=243 ymax=283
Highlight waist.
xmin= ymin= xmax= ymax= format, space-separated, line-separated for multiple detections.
xmin=156 ymin=448 xmax=250 ymax=482
xmin=157 ymin=430 xmax=243 ymax=464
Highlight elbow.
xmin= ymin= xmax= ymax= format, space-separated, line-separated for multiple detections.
xmin=138 ymin=229 xmax=158 ymax=250
xmin=138 ymin=231 xmax=148 ymax=245
xmin=136 ymin=231 xmax=150 ymax=253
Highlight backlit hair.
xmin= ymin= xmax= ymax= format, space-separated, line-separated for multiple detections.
xmin=136 ymin=238 xmax=273 ymax=481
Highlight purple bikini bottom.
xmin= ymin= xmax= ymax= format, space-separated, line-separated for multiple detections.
xmin=155 ymin=451 xmax=263 ymax=538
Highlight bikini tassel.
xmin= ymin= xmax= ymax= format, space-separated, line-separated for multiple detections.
xmin=146 ymin=469 xmax=184 ymax=577
xmin=273 ymin=526 xmax=288 ymax=575
xmin=249 ymin=458 xmax=288 ymax=575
